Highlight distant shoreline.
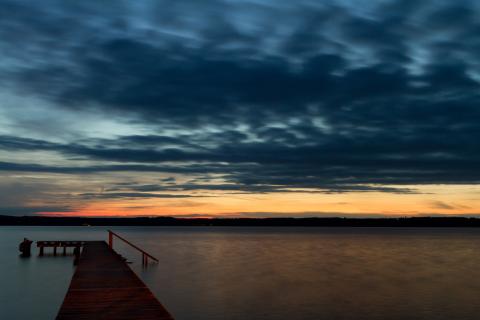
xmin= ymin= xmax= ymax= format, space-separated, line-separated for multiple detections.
xmin=2 ymin=215 xmax=480 ymax=227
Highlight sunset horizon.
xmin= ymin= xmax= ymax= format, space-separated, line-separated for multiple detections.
xmin=2 ymin=1 xmax=480 ymax=219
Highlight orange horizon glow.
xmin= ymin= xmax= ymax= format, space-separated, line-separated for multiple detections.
xmin=34 ymin=184 xmax=480 ymax=218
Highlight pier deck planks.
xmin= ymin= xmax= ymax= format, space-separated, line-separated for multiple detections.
xmin=56 ymin=241 xmax=173 ymax=320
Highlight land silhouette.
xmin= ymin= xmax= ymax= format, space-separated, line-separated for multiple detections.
xmin=2 ymin=215 xmax=480 ymax=227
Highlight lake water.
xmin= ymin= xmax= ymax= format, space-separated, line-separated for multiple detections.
xmin=1 ymin=226 xmax=480 ymax=320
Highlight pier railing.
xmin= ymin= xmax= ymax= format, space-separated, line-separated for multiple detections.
xmin=108 ymin=230 xmax=159 ymax=265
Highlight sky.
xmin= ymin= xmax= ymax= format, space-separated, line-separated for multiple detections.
xmin=1 ymin=0 xmax=480 ymax=217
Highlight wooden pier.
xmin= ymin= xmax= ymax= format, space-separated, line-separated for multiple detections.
xmin=56 ymin=241 xmax=174 ymax=320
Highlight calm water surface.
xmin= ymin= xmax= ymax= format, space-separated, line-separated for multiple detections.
xmin=1 ymin=226 xmax=480 ymax=320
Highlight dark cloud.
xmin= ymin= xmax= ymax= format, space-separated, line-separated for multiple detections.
xmin=77 ymin=192 xmax=201 ymax=200
xmin=429 ymin=201 xmax=471 ymax=211
xmin=107 ymin=181 xmax=415 ymax=194
xmin=0 ymin=161 xmax=242 ymax=175
xmin=0 ymin=206 xmax=74 ymax=216
xmin=1 ymin=0 xmax=480 ymax=201
xmin=430 ymin=201 xmax=455 ymax=210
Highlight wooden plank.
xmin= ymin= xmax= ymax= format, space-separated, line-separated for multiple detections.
xmin=56 ymin=241 xmax=174 ymax=320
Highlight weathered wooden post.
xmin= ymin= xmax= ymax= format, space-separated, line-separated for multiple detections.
xmin=73 ymin=246 xmax=81 ymax=265
xmin=108 ymin=231 xmax=113 ymax=249
xmin=19 ymin=238 xmax=33 ymax=257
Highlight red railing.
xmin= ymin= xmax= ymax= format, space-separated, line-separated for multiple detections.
xmin=108 ymin=230 xmax=159 ymax=266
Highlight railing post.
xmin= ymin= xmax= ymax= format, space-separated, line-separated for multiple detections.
xmin=108 ymin=231 xmax=113 ymax=249
xmin=107 ymin=230 xmax=158 ymax=265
